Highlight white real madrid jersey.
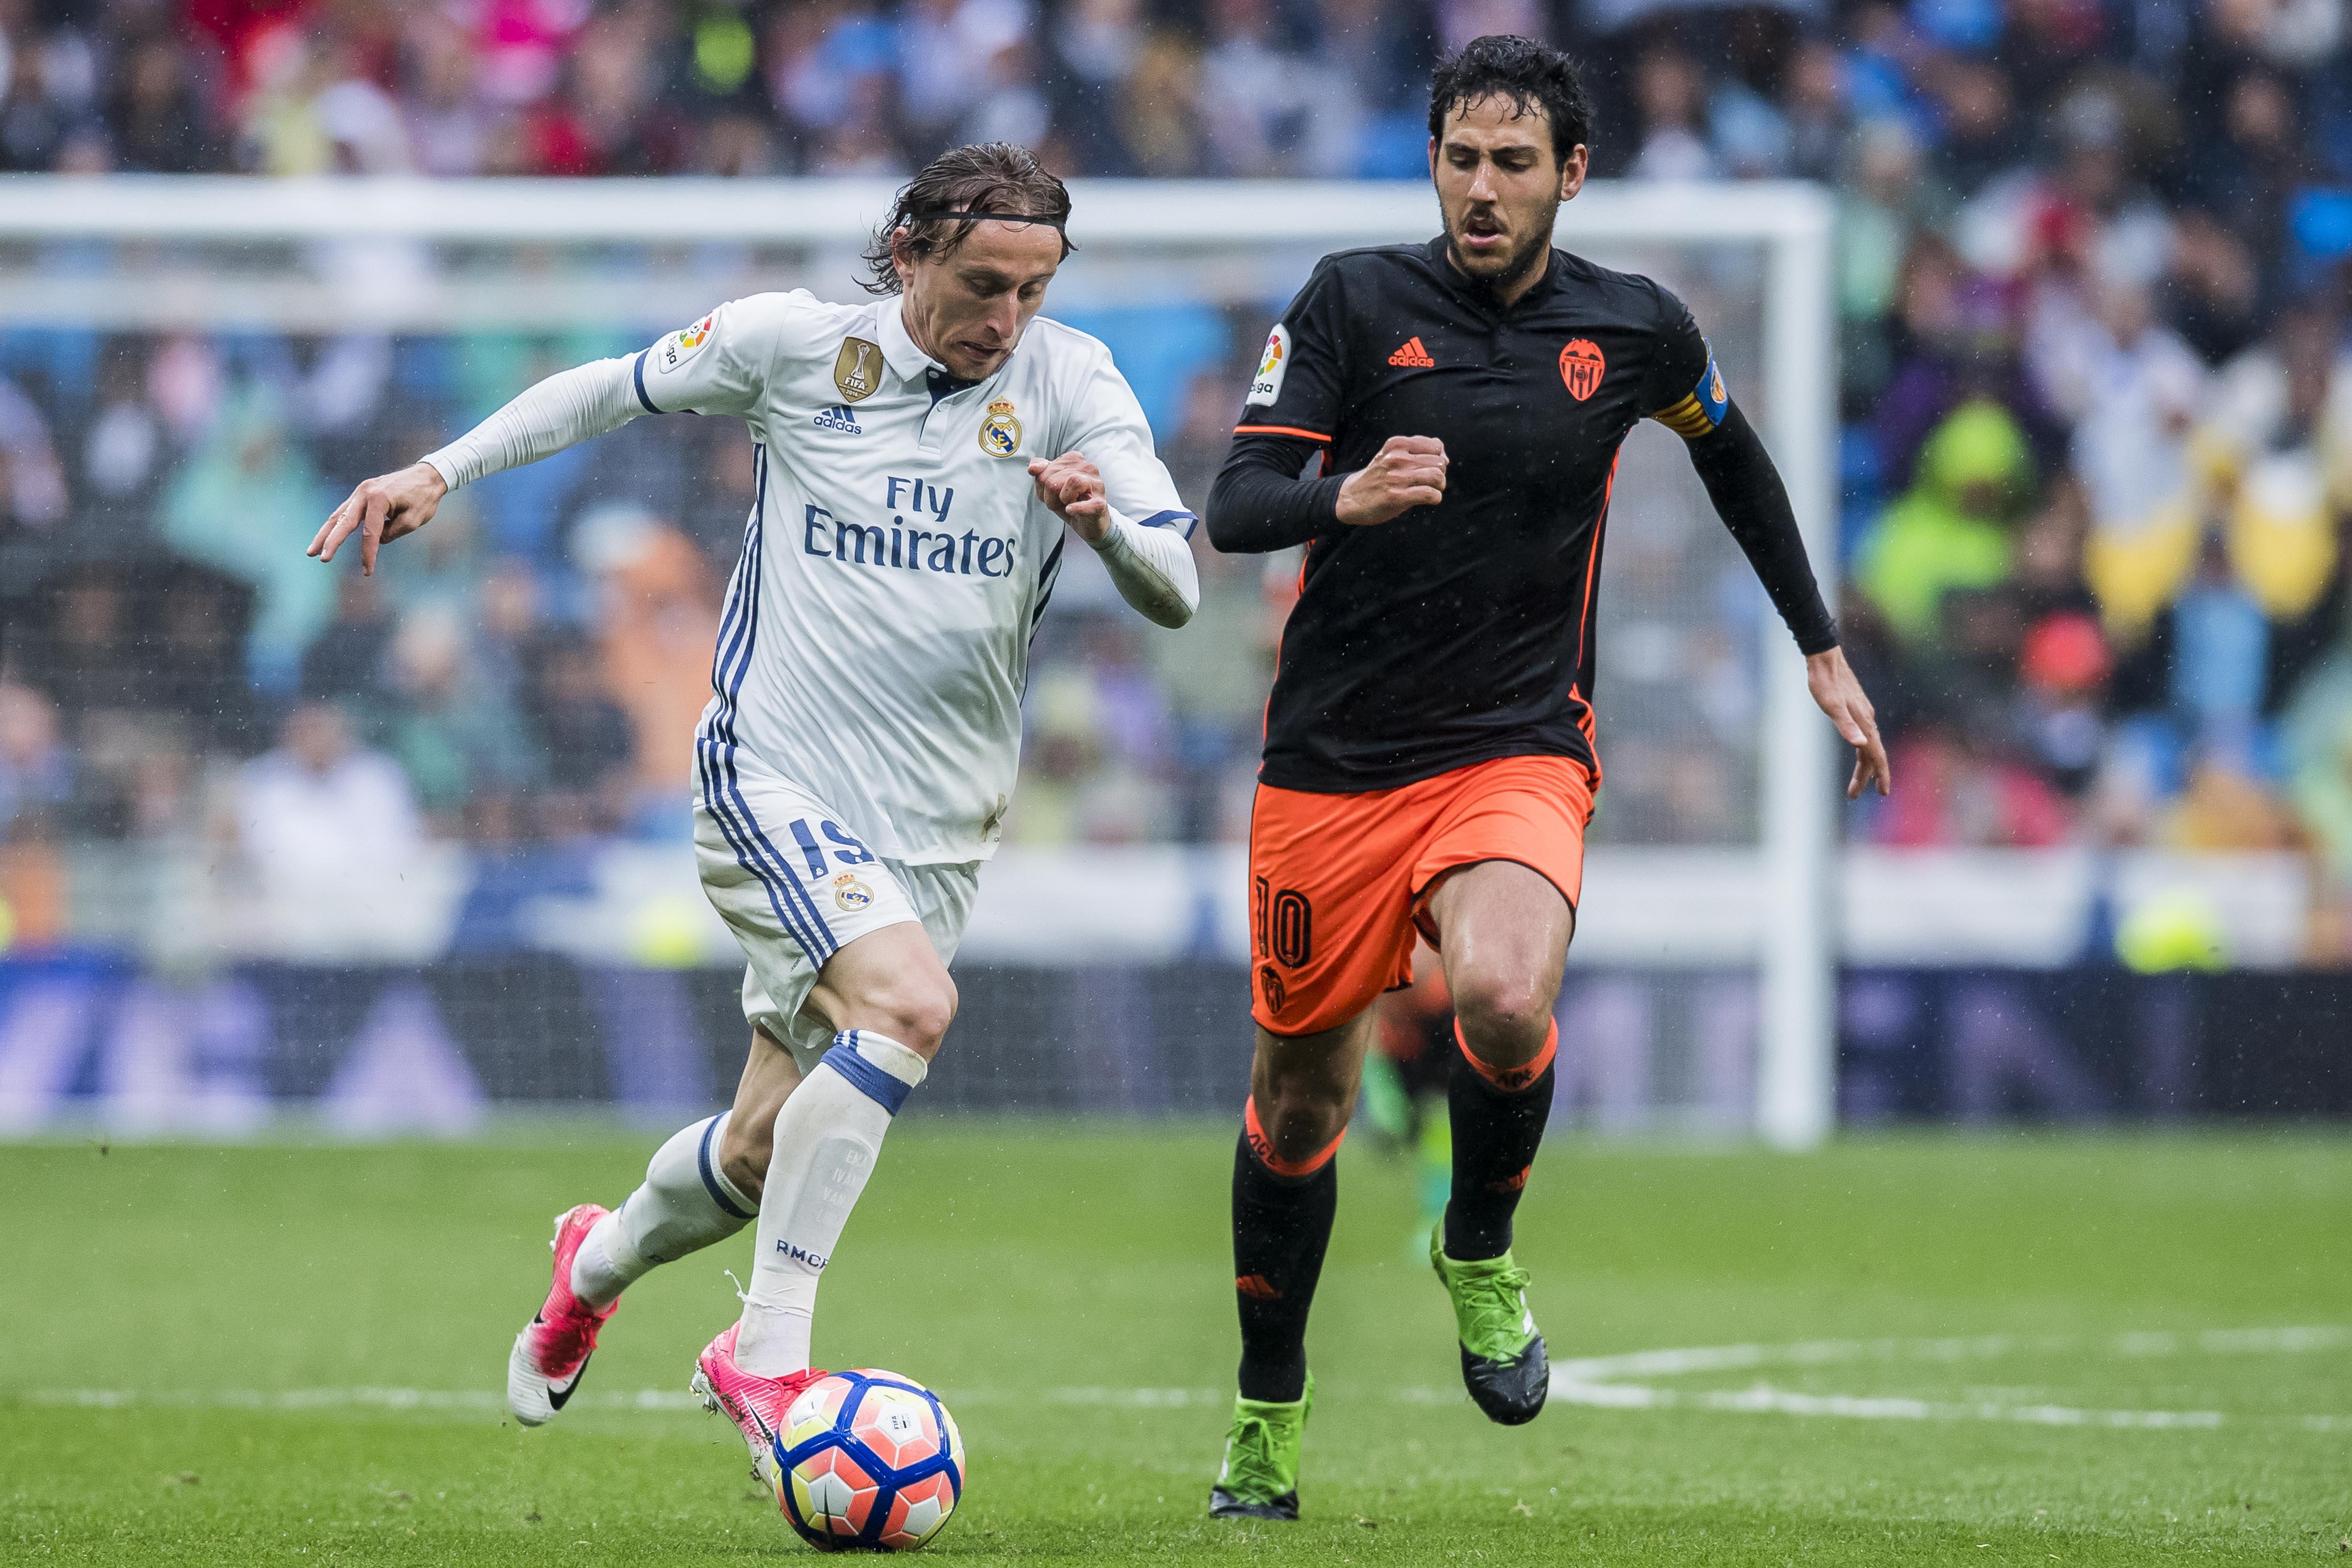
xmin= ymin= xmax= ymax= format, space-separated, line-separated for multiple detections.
xmin=632 ymin=290 xmax=1194 ymax=866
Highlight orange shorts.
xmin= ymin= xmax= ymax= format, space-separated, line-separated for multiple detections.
xmin=1247 ymin=754 xmax=1595 ymax=1037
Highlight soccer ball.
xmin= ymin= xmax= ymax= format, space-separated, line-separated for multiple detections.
xmin=775 ymin=1368 xmax=965 ymax=1551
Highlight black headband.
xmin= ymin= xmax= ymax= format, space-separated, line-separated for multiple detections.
xmin=903 ymin=209 xmax=1067 ymax=231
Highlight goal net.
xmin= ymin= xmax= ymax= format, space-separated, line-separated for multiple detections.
xmin=0 ymin=176 xmax=1835 ymax=1145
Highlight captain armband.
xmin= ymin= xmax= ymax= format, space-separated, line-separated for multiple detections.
xmin=1650 ymin=346 xmax=1730 ymax=440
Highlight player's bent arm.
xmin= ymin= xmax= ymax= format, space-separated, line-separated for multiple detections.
xmin=1204 ymin=433 xmax=1345 ymax=553
xmin=1677 ymin=401 xmax=1838 ymax=656
xmin=419 ymin=356 xmax=643 ymax=490
xmin=1089 ymin=509 xmax=1199 ymax=629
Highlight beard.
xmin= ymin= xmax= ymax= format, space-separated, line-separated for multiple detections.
xmin=1445 ymin=207 xmax=1558 ymax=294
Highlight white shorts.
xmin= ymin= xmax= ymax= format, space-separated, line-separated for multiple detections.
xmin=693 ymin=748 xmax=980 ymax=1073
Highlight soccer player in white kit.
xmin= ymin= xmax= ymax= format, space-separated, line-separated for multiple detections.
xmin=306 ymin=145 xmax=1199 ymax=1492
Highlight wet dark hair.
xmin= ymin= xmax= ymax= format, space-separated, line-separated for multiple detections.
xmin=1427 ymin=35 xmax=1594 ymax=167
xmin=861 ymin=142 xmax=1074 ymax=296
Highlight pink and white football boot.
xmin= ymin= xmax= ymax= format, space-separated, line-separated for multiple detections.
xmin=506 ymin=1203 xmax=620 ymax=1427
xmin=691 ymin=1322 xmax=829 ymax=1504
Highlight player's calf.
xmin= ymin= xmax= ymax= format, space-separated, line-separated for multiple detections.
xmin=1215 ymin=1052 xmax=1348 ymax=1520
xmin=1436 ymin=1019 xmax=1559 ymax=1425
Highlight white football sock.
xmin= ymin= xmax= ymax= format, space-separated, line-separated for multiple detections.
xmin=734 ymin=1031 xmax=925 ymax=1377
xmin=572 ymin=1112 xmax=758 ymax=1309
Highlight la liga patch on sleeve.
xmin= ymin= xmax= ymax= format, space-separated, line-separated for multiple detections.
xmin=1248 ymin=323 xmax=1290 ymax=406
xmin=660 ymin=313 xmax=714 ymax=373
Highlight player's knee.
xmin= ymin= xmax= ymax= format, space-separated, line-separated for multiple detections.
xmin=1254 ymin=1077 xmax=1352 ymax=1164
xmin=859 ymin=974 xmax=958 ymax=1058
xmin=1451 ymin=967 xmax=1554 ymax=1060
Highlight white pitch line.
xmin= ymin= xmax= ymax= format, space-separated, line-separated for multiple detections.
xmin=1545 ymin=1379 xmax=2225 ymax=1428
xmin=18 ymin=1325 xmax=2346 ymax=1429
xmin=16 ymin=1385 xmax=1227 ymax=1413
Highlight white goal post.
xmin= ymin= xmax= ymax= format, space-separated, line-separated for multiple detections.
xmin=0 ymin=174 xmax=1838 ymax=1149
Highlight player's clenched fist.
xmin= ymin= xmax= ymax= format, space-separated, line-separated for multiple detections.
xmin=1027 ymin=452 xmax=1111 ymax=542
xmin=1335 ymin=435 xmax=1447 ymax=527
xmin=309 ymin=461 xmax=449 ymax=575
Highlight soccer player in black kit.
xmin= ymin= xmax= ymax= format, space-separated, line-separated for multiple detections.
xmin=1200 ymin=35 xmax=1894 ymax=1519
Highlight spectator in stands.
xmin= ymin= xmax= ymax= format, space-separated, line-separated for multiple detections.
xmin=568 ymin=7 xmax=696 ymax=175
xmin=1874 ymin=712 xmax=2071 ymax=847
xmin=302 ymin=571 xmax=396 ymax=706
xmin=242 ymin=27 xmax=413 ymax=176
xmin=0 ymin=681 xmax=70 ymax=835
xmin=234 ymin=700 xmax=427 ymax=951
xmin=79 ymin=339 xmax=166 ymax=538
xmin=1627 ymin=41 xmax=1715 ymax=181
xmin=1870 ymin=245 xmax=2063 ymax=494
xmin=2055 ymin=279 xmax=2209 ymax=637
xmin=468 ymin=0 xmax=591 ymax=107
xmin=0 ymin=23 xmax=95 ymax=172
xmin=161 ymin=383 xmax=336 ymax=691
xmin=1920 ymin=54 xmax=2025 ymax=201
xmin=900 ymin=0 xmax=1026 ymax=150
xmin=1837 ymin=123 xmax=1931 ymax=368
xmin=572 ymin=505 xmax=721 ymax=828
xmin=2162 ymin=212 xmax=2264 ymax=369
xmin=1196 ymin=0 xmax=1335 ymax=176
xmin=0 ymin=373 xmax=69 ymax=540
xmin=1858 ymin=398 xmax=2036 ymax=645
xmin=153 ymin=567 xmax=262 ymax=756
xmin=766 ymin=0 xmax=900 ymax=169
xmin=2015 ymin=608 xmax=2113 ymax=796
xmin=15 ymin=563 xmax=146 ymax=735
xmin=399 ymin=13 xmax=492 ymax=177
xmin=526 ymin=631 xmax=636 ymax=836
xmin=106 ymin=28 xmax=219 ymax=174
xmin=2285 ymin=647 xmax=2352 ymax=877
xmin=378 ymin=605 xmax=537 ymax=836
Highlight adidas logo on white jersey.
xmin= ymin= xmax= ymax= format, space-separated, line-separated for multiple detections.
xmin=813 ymin=405 xmax=863 ymax=434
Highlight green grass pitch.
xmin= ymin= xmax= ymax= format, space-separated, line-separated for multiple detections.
xmin=3 ymin=1124 xmax=2348 ymax=1563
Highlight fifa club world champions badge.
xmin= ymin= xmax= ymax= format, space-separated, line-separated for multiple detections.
xmin=978 ymin=398 xmax=1023 ymax=456
xmin=834 ymin=338 xmax=882 ymax=403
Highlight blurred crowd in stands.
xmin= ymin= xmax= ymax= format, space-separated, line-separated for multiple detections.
xmin=2 ymin=0 xmax=2352 ymax=963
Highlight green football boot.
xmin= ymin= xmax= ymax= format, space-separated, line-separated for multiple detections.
xmin=1207 ymin=1373 xmax=1313 ymax=1520
xmin=1430 ymin=1223 xmax=1549 ymax=1425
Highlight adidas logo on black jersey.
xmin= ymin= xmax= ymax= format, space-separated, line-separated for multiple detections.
xmin=1388 ymin=336 xmax=1435 ymax=368
xmin=813 ymin=405 xmax=864 ymax=433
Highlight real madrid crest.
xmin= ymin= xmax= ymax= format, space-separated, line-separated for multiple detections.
xmin=833 ymin=338 xmax=882 ymax=404
xmin=978 ymin=398 xmax=1023 ymax=457
xmin=833 ymin=872 xmax=874 ymax=912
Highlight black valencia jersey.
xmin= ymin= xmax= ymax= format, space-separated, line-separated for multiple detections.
xmin=1208 ymin=237 xmax=1835 ymax=796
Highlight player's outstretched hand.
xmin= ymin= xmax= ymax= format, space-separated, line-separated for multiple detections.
xmin=1807 ymin=646 xmax=1891 ymax=799
xmin=1336 ymin=435 xmax=1447 ymax=527
xmin=309 ymin=462 xmax=448 ymax=576
xmin=1028 ymin=452 xmax=1110 ymax=543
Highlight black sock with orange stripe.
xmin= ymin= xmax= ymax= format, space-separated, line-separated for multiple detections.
xmin=1231 ymin=1107 xmax=1340 ymax=1404
xmin=1444 ymin=1019 xmax=1557 ymax=1263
